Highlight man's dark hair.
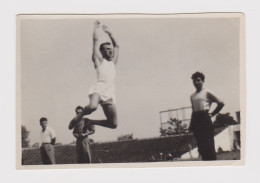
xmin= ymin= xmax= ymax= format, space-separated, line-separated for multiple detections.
xmin=191 ymin=72 xmax=205 ymax=81
xmin=99 ymin=42 xmax=111 ymax=52
xmin=75 ymin=106 xmax=83 ymax=112
xmin=40 ymin=117 xmax=47 ymax=123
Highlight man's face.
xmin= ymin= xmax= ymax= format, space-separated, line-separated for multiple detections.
xmin=193 ymin=77 xmax=204 ymax=90
xmin=76 ymin=108 xmax=83 ymax=115
xmin=40 ymin=121 xmax=48 ymax=130
xmin=101 ymin=44 xmax=113 ymax=59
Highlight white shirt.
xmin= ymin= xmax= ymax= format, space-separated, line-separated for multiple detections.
xmin=190 ymin=88 xmax=222 ymax=112
xmin=96 ymin=59 xmax=116 ymax=84
xmin=40 ymin=126 xmax=56 ymax=144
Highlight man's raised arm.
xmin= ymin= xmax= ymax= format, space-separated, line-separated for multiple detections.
xmin=92 ymin=20 xmax=103 ymax=67
xmin=103 ymin=25 xmax=119 ymax=64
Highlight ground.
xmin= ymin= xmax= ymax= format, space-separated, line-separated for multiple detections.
xmin=173 ymin=151 xmax=240 ymax=161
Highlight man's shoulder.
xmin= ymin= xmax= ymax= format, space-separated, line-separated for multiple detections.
xmin=104 ymin=58 xmax=116 ymax=64
xmin=190 ymin=91 xmax=197 ymax=98
xmin=203 ymin=88 xmax=215 ymax=95
xmin=200 ymin=88 xmax=212 ymax=95
xmin=82 ymin=118 xmax=95 ymax=129
xmin=203 ymin=88 xmax=211 ymax=92
xmin=47 ymin=126 xmax=55 ymax=133
xmin=82 ymin=118 xmax=90 ymax=126
xmin=46 ymin=126 xmax=53 ymax=130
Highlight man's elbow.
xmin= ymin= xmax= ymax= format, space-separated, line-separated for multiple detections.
xmin=68 ymin=125 xmax=73 ymax=130
xmin=92 ymin=54 xmax=96 ymax=62
xmin=51 ymin=138 xmax=56 ymax=145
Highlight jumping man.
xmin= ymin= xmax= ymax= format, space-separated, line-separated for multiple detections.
xmin=69 ymin=20 xmax=119 ymax=129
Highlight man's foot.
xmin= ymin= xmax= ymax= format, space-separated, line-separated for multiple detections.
xmin=84 ymin=118 xmax=92 ymax=127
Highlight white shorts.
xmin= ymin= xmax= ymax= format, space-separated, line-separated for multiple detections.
xmin=88 ymin=81 xmax=116 ymax=105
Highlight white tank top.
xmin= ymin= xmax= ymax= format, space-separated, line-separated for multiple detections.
xmin=96 ymin=59 xmax=116 ymax=83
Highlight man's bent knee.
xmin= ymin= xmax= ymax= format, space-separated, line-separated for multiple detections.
xmin=109 ymin=119 xmax=117 ymax=129
xmin=85 ymin=104 xmax=98 ymax=113
xmin=111 ymin=123 xmax=117 ymax=129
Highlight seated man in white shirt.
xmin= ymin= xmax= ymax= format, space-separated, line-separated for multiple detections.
xmin=39 ymin=117 xmax=56 ymax=164
xmin=189 ymin=72 xmax=224 ymax=161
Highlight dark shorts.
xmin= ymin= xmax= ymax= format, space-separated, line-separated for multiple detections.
xmin=190 ymin=111 xmax=216 ymax=161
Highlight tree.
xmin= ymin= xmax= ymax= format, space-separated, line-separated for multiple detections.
xmin=160 ymin=118 xmax=188 ymax=136
xmin=160 ymin=127 xmax=167 ymax=136
xmin=21 ymin=125 xmax=30 ymax=148
xmin=117 ymin=133 xmax=133 ymax=141
xmin=213 ymin=113 xmax=238 ymax=128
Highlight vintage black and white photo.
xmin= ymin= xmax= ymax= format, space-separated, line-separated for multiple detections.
xmin=16 ymin=13 xmax=245 ymax=169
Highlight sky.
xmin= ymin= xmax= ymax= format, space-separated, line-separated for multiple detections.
xmin=18 ymin=15 xmax=241 ymax=145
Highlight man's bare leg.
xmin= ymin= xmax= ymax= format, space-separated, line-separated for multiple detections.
xmin=70 ymin=93 xmax=100 ymax=125
xmin=88 ymin=103 xmax=118 ymax=129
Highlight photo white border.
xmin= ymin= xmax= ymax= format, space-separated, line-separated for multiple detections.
xmin=1 ymin=0 xmax=259 ymax=182
xmin=16 ymin=13 xmax=245 ymax=170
